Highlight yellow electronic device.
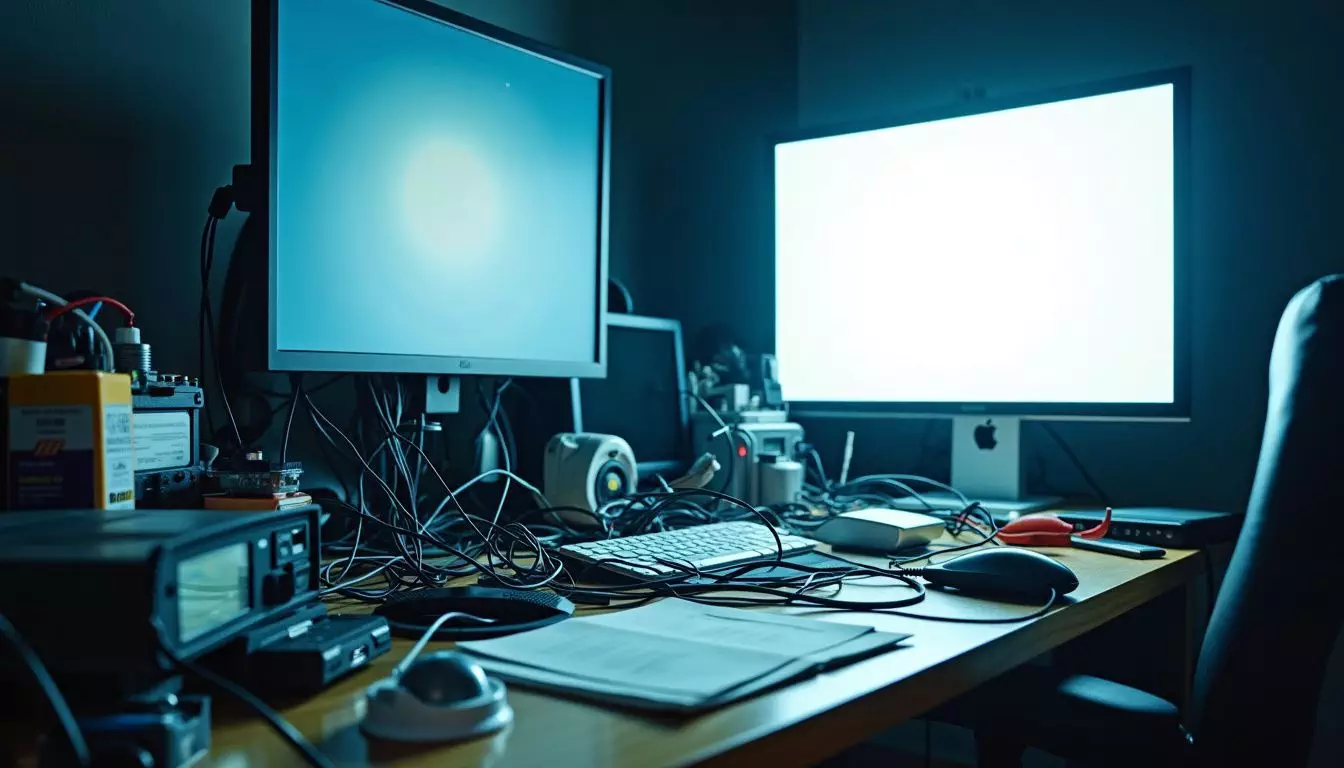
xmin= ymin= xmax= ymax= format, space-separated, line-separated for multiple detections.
xmin=4 ymin=371 xmax=135 ymax=510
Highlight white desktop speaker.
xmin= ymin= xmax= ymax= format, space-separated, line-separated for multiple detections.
xmin=543 ymin=433 xmax=636 ymax=525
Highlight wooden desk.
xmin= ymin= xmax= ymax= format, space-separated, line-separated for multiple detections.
xmin=210 ymin=545 xmax=1202 ymax=767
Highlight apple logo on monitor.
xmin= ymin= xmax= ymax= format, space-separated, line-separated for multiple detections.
xmin=974 ymin=419 xmax=998 ymax=450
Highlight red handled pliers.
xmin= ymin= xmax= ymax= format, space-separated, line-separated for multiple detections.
xmin=995 ymin=507 xmax=1112 ymax=546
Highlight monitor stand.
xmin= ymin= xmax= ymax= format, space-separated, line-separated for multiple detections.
xmin=888 ymin=416 xmax=1060 ymax=520
xmin=424 ymin=375 xmax=462 ymax=414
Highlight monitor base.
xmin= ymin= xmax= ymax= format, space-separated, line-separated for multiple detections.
xmin=890 ymin=415 xmax=1062 ymax=521
xmin=951 ymin=415 xmax=1036 ymax=500
xmin=886 ymin=492 xmax=1062 ymax=521
xmin=425 ymin=375 xmax=462 ymax=414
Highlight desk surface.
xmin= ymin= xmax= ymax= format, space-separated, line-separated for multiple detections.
xmin=210 ymin=545 xmax=1200 ymax=768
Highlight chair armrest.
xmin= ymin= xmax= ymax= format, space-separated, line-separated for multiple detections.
xmin=937 ymin=668 xmax=1190 ymax=766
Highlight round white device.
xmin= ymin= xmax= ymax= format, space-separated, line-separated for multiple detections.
xmin=542 ymin=433 xmax=637 ymax=525
xmin=361 ymin=652 xmax=513 ymax=743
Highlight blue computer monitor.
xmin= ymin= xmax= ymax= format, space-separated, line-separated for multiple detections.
xmin=253 ymin=0 xmax=611 ymax=378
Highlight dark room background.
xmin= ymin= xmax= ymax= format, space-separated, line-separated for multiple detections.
xmin=2 ymin=0 xmax=1342 ymax=513
xmin=0 ymin=0 xmax=792 ymax=367
xmin=2 ymin=0 xmax=1342 ymax=762
xmin=0 ymin=0 xmax=797 ymax=486
xmin=794 ymin=2 xmax=1343 ymax=762
xmin=796 ymin=0 xmax=1344 ymax=515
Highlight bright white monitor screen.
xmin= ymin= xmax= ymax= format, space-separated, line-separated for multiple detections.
xmin=273 ymin=0 xmax=602 ymax=371
xmin=775 ymin=83 xmax=1175 ymax=405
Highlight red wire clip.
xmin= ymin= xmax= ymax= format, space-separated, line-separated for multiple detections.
xmin=996 ymin=507 xmax=1112 ymax=547
xmin=43 ymin=295 xmax=135 ymax=326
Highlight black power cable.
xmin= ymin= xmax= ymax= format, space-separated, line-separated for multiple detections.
xmin=806 ymin=446 xmax=830 ymax=490
xmin=312 ymin=404 xmax=470 ymax=586
xmin=280 ymin=373 xmax=304 ymax=464
xmin=689 ymin=393 xmax=737 ymax=493
xmin=308 ymin=395 xmax=564 ymax=590
xmin=889 ymin=503 xmax=1001 ymax=567
xmin=883 ymin=588 xmax=1059 ymax=625
xmin=317 ymin=480 xmax=1058 ymax=624
xmin=290 ymin=373 xmax=1058 ymax=625
xmin=156 ymin=629 xmax=333 ymax=768
xmin=550 ymin=549 xmax=1060 ymax=624
xmin=1038 ymin=422 xmax=1110 ymax=504
xmin=197 ymin=217 xmax=216 ymax=441
xmin=200 ymin=213 xmax=244 ymax=450
xmin=0 ymin=612 xmax=91 ymax=767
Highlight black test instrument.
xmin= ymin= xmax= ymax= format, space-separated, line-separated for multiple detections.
xmin=0 ymin=507 xmax=321 ymax=696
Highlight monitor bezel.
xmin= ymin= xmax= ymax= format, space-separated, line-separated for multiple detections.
xmin=253 ymin=0 xmax=611 ymax=378
xmin=569 ymin=314 xmax=690 ymax=477
xmin=771 ymin=67 xmax=1192 ymax=420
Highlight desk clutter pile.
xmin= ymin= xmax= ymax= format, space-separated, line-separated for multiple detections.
xmin=0 ymin=462 xmax=1062 ymax=767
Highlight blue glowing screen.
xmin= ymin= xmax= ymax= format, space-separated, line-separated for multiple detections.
xmin=274 ymin=0 xmax=602 ymax=365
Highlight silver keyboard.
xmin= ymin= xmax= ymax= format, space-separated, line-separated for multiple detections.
xmin=559 ymin=521 xmax=818 ymax=579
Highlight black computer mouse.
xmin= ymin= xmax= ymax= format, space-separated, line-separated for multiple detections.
xmin=919 ymin=548 xmax=1078 ymax=600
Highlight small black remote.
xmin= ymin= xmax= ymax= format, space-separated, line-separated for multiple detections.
xmin=1070 ymin=535 xmax=1167 ymax=559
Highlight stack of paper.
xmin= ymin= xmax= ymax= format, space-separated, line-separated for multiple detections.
xmin=458 ymin=599 xmax=911 ymax=712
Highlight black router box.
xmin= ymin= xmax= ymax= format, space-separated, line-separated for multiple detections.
xmin=1056 ymin=507 xmax=1241 ymax=548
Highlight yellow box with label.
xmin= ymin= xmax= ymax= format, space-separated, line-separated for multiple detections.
xmin=4 ymin=371 xmax=135 ymax=510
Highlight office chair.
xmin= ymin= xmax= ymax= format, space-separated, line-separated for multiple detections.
xmin=965 ymin=274 xmax=1344 ymax=767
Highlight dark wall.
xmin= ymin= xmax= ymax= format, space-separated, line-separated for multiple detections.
xmin=568 ymin=0 xmax=799 ymax=359
xmin=0 ymin=0 xmax=799 ymax=485
xmin=0 ymin=0 xmax=571 ymax=377
xmin=0 ymin=0 xmax=798 ymax=374
xmin=0 ymin=0 xmax=250 ymax=375
xmin=797 ymin=0 xmax=1344 ymax=512
xmin=0 ymin=0 xmax=574 ymax=485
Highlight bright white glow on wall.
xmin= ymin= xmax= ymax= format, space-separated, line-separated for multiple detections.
xmin=775 ymin=83 xmax=1175 ymax=404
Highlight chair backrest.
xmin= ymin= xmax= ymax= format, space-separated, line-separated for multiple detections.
xmin=1190 ymin=275 xmax=1344 ymax=767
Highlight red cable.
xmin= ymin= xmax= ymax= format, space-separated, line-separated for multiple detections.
xmin=43 ymin=296 xmax=135 ymax=326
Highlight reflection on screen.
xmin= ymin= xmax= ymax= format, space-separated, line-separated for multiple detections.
xmin=776 ymin=83 xmax=1175 ymax=404
xmin=178 ymin=543 xmax=249 ymax=642
xmin=275 ymin=0 xmax=602 ymax=364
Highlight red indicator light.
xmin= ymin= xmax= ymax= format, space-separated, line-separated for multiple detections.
xmin=737 ymin=444 xmax=748 ymax=458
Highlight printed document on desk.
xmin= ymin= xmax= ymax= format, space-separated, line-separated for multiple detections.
xmin=457 ymin=599 xmax=911 ymax=712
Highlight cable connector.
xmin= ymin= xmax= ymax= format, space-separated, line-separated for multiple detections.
xmin=207 ymin=185 xmax=236 ymax=220
xmin=113 ymin=325 xmax=151 ymax=376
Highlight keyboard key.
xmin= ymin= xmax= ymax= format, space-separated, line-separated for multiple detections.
xmin=696 ymin=553 xmax=748 ymax=569
xmin=559 ymin=522 xmax=819 ymax=580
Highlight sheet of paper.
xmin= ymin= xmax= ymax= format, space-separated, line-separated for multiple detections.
xmin=704 ymin=630 xmax=908 ymax=705
xmin=458 ymin=599 xmax=897 ymax=705
xmin=471 ymin=629 xmax=911 ymax=712
xmin=581 ymin=598 xmax=872 ymax=657
xmin=462 ymin=619 xmax=790 ymax=698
